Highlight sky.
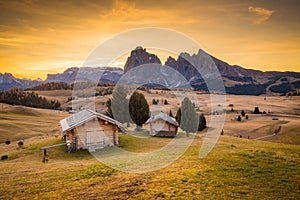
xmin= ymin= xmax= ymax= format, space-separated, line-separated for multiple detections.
xmin=0 ymin=0 xmax=299 ymax=80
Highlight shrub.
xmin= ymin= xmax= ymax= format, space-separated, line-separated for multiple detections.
xmin=237 ymin=115 xmax=242 ymax=122
xmin=5 ymin=140 xmax=10 ymax=145
xmin=241 ymin=110 xmax=246 ymax=117
xmin=152 ymin=99 xmax=158 ymax=105
xmin=18 ymin=140 xmax=24 ymax=148
xmin=1 ymin=155 xmax=8 ymax=160
xmin=198 ymin=114 xmax=207 ymax=131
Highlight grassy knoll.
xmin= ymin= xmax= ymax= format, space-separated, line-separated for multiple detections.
xmin=0 ymin=134 xmax=299 ymax=199
xmin=0 ymin=104 xmax=68 ymax=143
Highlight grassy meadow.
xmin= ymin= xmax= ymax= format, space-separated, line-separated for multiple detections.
xmin=0 ymin=133 xmax=299 ymax=199
xmin=0 ymin=92 xmax=299 ymax=199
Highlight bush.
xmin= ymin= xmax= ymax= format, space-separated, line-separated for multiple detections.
xmin=18 ymin=140 xmax=24 ymax=147
xmin=237 ymin=115 xmax=242 ymax=122
xmin=5 ymin=140 xmax=10 ymax=145
xmin=198 ymin=114 xmax=206 ymax=131
xmin=241 ymin=110 xmax=246 ymax=117
xmin=1 ymin=155 xmax=8 ymax=160
xmin=152 ymin=99 xmax=158 ymax=105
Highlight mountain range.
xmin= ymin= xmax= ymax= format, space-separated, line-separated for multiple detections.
xmin=1 ymin=47 xmax=299 ymax=95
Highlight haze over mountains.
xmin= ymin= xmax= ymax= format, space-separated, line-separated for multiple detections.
xmin=1 ymin=47 xmax=299 ymax=95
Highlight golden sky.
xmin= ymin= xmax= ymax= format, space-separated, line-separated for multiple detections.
xmin=0 ymin=0 xmax=299 ymax=80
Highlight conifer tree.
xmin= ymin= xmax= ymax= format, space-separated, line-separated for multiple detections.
xmin=129 ymin=91 xmax=150 ymax=129
xmin=175 ymin=107 xmax=181 ymax=125
xmin=180 ymin=97 xmax=198 ymax=137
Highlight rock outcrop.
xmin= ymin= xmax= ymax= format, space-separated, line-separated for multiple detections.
xmin=124 ymin=46 xmax=161 ymax=73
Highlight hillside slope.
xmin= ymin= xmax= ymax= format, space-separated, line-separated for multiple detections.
xmin=0 ymin=135 xmax=299 ymax=199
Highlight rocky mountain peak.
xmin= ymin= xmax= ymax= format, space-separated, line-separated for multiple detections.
xmin=124 ymin=46 xmax=161 ymax=73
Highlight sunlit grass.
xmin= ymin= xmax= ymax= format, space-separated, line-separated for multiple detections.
xmin=0 ymin=135 xmax=299 ymax=199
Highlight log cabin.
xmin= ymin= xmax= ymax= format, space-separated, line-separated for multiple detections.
xmin=145 ymin=112 xmax=179 ymax=137
xmin=60 ymin=109 xmax=125 ymax=152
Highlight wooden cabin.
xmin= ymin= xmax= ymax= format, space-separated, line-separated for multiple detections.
xmin=60 ymin=109 xmax=125 ymax=152
xmin=145 ymin=112 xmax=179 ymax=137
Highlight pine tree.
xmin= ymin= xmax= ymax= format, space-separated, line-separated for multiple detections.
xmin=175 ymin=107 xmax=181 ymax=125
xmin=169 ymin=110 xmax=174 ymax=117
xmin=105 ymin=98 xmax=113 ymax=118
xmin=110 ymin=85 xmax=131 ymax=123
xmin=180 ymin=97 xmax=198 ymax=137
xmin=254 ymin=106 xmax=260 ymax=114
xmin=129 ymin=91 xmax=150 ymax=129
xmin=152 ymin=99 xmax=157 ymax=105
xmin=237 ymin=115 xmax=242 ymax=121
xmin=241 ymin=110 xmax=246 ymax=117
xmin=198 ymin=114 xmax=206 ymax=131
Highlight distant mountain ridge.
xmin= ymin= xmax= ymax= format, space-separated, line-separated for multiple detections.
xmin=45 ymin=67 xmax=123 ymax=84
xmin=0 ymin=73 xmax=43 ymax=91
xmin=1 ymin=47 xmax=300 ymax=95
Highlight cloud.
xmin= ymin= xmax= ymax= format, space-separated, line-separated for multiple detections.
xmin=248 ymin=6 xmax=274 ymax=24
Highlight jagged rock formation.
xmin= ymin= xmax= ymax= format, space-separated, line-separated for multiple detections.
xmin=124 ymin=46 xmax=161 ymax=73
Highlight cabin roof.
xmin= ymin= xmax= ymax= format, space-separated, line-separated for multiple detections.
xmin=145 ymin=112 xmax=179 ymax=127
xmin=60 ymin=109 xmax=125 ymax=133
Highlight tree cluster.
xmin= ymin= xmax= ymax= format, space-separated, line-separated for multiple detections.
xmin=286 ymin=89 xmax=300 ymax=96
xmin=0 ymin=88 xmax=61 ymax=109
xmin=175 ymin=98 xmax=206 ymax=135
xmin=152 ymin=99 xmax=169 ymax=105
xmin=253 ymin=106 xmax=261 ymax=114
xmin=106 ymin=88 xmax=150 ymax=128
xmin=152 ymin=99 xmax=159 ymax=105
xmin=26 ymin=82 xmax=72 ymax=91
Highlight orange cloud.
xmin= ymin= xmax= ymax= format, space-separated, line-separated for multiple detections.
xmin=248 ymin=6 xmax=274 ymax=24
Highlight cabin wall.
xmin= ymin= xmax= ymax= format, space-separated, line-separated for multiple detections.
xmin=151 ymin=119 xmax=167 ymax=131
xmin=64 ymin=118 xmax=119 ymax=151
xmin=150 ymin=120 xmax=178 ymax=137
xmin=168 ymin=123 xmax=177 ymax=131
xmin=151 ymin=120 xmax=177 ymax=131
xmin=98 ymin=119 xmax=118 ymax=145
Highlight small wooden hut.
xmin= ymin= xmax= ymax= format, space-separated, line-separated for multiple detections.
xmin=145 ymin=112 xmax=179 ymax=137
xmin=60 ymin=109 xmax=125 ymax=152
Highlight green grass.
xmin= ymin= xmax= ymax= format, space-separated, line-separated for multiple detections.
xmin=0 ymin=135 xmax=299 ymax=199
xmin=118 ymin=132 xmax=173 ymax=153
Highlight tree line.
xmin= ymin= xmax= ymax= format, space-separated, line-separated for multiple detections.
xmin=0 ymin=88 xmax=61 ymax=110
xmin=26 ymin=82 xmax=72 ymax=91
